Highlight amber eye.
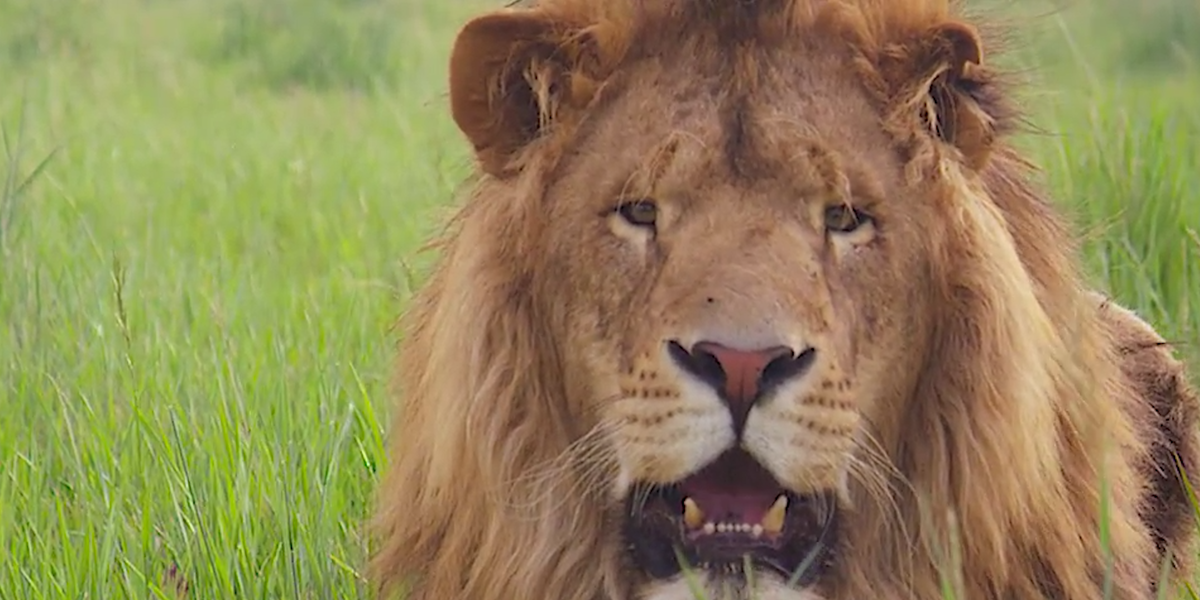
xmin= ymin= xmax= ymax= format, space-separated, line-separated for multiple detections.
xmin=616 ymin=199 xmax=659 ymax=228
xmin=823 ymin=204 xmax=873 ymax=234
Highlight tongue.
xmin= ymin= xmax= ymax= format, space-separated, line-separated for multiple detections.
xmin=677 ymin=448 xmax=783 ymax=525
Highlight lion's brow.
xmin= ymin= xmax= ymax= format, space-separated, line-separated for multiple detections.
xmin=616 ymin=134 xmax=688 ymax=200
xmin=718 ymin=99 xmax=861 ymax=202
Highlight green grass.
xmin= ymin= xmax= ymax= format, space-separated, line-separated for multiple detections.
xmin=0 ymin=0 xmax=1197 ymax=598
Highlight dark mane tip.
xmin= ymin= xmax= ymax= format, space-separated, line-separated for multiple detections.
xmin=682 ymin=0 xmax=794 ymax=41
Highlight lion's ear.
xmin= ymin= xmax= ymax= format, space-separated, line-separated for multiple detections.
xmin=895 ymin=21 xmax=1007 ymax=171
xmin=449 ymin=8 xmax=612 ymax=176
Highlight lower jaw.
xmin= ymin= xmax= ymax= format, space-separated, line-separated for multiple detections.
xmin=664 ymin=565 xmax=816 ymax=590
xmin=629 ymin=542 xmax=835 ymax=588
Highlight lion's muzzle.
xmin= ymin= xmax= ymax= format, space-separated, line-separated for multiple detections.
xmin=613 ymin=327 xmax=842 ymax=588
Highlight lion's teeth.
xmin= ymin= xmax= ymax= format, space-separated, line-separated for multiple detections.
xmin=701 ymin=522 xmax=759 ymax=534
xmin=695 ymin=520 xmax=770 ymax=536
xmin=761 ymin=495 xmax=788 ymax=535
xmin=682 ymin=497 xmax=704 ymax=529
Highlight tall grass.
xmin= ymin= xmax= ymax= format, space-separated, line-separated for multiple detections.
xmin=0 ymin=0 xmax=1195 ymax=598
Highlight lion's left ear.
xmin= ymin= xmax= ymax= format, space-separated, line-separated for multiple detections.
xmin=894 ymin=21 xmax=1006 ymax=171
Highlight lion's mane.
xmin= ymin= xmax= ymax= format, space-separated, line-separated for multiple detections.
xmin=368 ymin=1 xmax=1200 ymax=598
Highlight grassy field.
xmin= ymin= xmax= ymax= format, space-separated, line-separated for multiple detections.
xmin=0 ymin=0 xmax=1197 ymax=598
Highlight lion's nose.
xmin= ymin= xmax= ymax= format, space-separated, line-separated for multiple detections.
xmin=667 ymin=340 xmax=817 ymax=434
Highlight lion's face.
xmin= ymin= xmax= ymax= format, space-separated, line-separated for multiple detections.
xmin=532 ymin=42 xmax=940 ymax=596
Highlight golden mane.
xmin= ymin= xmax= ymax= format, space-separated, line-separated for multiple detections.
xmin=369 ymin=1 xmax=1200 ymax=598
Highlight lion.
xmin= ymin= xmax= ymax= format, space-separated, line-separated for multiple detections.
xmin=368 ymin=0 xmax=1200 ymax=599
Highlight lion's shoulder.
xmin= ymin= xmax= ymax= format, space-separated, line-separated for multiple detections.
xmin=1090 ymin=290 xmax=1200 ymax=574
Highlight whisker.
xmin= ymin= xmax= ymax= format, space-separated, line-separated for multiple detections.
xmin=481 ymin=406 xmax=629 ymax=518
xmin=848 ymin=423 xmax=919 ymax=584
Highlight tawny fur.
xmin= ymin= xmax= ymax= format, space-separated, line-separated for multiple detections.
xmin=368 ymin=1 xmax=1200 ymax=599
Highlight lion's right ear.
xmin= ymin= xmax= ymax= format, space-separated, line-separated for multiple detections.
xmin=449 ymin=8 xmax=616 ymax=177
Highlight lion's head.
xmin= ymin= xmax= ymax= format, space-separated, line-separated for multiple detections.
xmin=370 ymin=1 xmax=1197 ymax=599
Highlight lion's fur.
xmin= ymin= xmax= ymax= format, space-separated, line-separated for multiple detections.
xmin=369 ymin=1 xmax=1200 ymax=599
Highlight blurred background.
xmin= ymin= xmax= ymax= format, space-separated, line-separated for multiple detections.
xmin=0 ymin=0 xmax=1196 ymax=598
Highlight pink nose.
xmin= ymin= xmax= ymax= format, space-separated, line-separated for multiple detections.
xmin=693 ymin=342 xmax=789 ymax=405
xmin=667 ymin=340 xmax=817 ymax=434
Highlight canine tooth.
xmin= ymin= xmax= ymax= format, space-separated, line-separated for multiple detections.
xmin=751 ymin=524 xmax=764 ymax=537
xmin=717 ymin=522 xmax=728 ymax=533
xmin=682 ymin=497 xmax=704 ymax=529
xmin=761 ymin=495 xmax=788 ymax=535
xmin=703 ymin=522 xmax=715 ymax=535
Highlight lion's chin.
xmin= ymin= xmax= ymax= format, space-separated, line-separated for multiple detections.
xmin=622 ymin=448 xmax=839 ymax=586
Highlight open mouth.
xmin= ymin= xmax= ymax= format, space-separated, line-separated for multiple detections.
xmin=622 ymin=448 xmax=838 ymax=586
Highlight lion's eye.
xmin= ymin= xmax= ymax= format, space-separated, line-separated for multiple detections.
xmin=616 ymin=199 xmax=659 ymax=228
xmin=823 ymin=204 xmax=873 ymax=234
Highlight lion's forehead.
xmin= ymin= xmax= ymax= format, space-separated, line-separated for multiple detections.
xmin=565 ymin=49 xmax=899 ymax=207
